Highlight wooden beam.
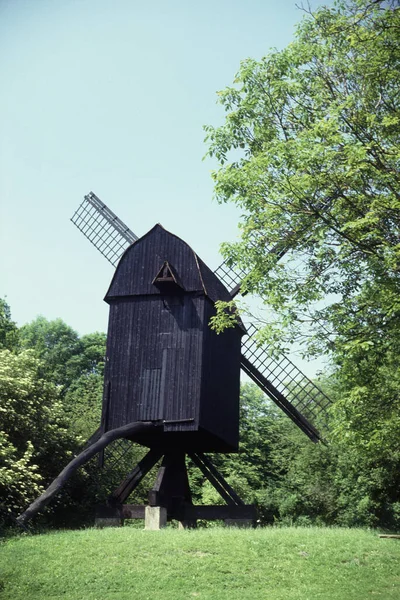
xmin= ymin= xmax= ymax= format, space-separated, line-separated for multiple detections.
xmin=96 ymin=503 xmax=257 ymax=522
xmin=189 ymin=453 xmax=244 ymax=506
xmin=195 ymin=453 xmax=244 ymax=506
xmin=148 ymin=452 xmax=192 ymax=510
xmin=16 ymin=421 xmax=160 ymax=525
xmin=96 ymin=504 xmax=146 ymax=520
xmin=123 ymin=505 xmax=147 ymax=519
xmin=173 ymin=504 xmax=257 ymax=521
xmin=110 ymin=448 xmax=163 ymax=504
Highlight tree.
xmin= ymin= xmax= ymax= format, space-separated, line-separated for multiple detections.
xmin=205 ymin=0 xmax=400 ymax=357
xmin=19 ymin=317 xmax=81 ymax=388
xmin=63 ymin=372 xmax=104 ymax=440
xmin=0 ymin=349 xmax=79 ymax=520
xmin=19 ymin=317 xmax=106 ymax=392
xmin=0 ymin=299 xmax=19 ymax=351
xmin=0 ymin=310 xmax=109 ymax=525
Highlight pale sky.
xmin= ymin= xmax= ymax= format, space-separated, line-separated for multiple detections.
xmin=0 ymin=0 xmax=333 ymax=376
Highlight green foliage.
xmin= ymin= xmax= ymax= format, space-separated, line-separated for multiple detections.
xmin=0 ymin=309 xmax=109 ymax=526
xmin=0 ymin=299 xmax=19 ymax=351
xmin=1 ymin=296 xmax=398 ymax=530
xmin=19 ymin=317 xmax=106 ymax=391
xmin=0 ymin=349 xmax=78 ymax=520
xmin=0 ymin=306 xmax=154 ymax=527
xmin=205 ymin=0 xmax=400 ymax=357
xmin=203 ymin=0 xmax=400 ymax=530
xmin=63 ymin=373 xmax=104 ymax=440
xmin=188 ymin=384 xmax=286 ymax=507
xmin=194 ymin=382 xmax=400 ymax=530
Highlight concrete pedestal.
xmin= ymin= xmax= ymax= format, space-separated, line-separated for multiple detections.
xmin=145 ymin=506 xmax=167 ymax=530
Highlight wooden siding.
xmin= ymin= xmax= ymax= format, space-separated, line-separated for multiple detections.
xmin=101 ymin=224 xmax=243 ymax=452
xmin=199 ymin=300 xmax=242 ymax=451
xmin=104 ymin=294 xmax=204 ymax=432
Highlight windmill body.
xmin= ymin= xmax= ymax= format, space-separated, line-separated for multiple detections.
xmin=102 ymin=224 xmax=244 ymax=453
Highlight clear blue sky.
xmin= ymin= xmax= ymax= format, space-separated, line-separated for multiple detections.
xmin=0 ymin=0 xmax=332 ymax=375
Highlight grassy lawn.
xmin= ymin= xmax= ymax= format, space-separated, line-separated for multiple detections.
xmin=1 ymin=527 xmax=400 ymax=599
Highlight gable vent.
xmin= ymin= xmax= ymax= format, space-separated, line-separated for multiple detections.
xmin=152 ymin=261 xmax=184 ymax=292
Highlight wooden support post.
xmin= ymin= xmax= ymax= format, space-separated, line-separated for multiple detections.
xmin=149 ymin=452 xmax=196 ymax=528
xmin=195 ymin=453 xmax=245 ymax=505
xmin=149 ymin=452 xmax=192 ymax=510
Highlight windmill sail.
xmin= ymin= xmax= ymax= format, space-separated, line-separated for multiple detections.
xmin=215 ymin=198 xmax=334 ymax=298
xmin=214 ymin=221 xmax=334 ymax=441
xmin=213 ymin=259 xmax=247 ymax=299
xmin=214 ymin=238 xmax=290 ymax=298
xmin=71 ymin=192 xmax=138 ymax=266
xmin=241 ymin=324 xmax=331 ymax=442
xmin=71 ymin=192 xmax=332 ymax=443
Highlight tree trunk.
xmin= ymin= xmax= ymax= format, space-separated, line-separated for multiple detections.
xmin=17 ymin=421 xmax=159 ymax=525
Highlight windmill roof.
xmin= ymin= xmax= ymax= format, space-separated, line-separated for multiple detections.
xmin=105 ymin=224 xmax=235 ymax=305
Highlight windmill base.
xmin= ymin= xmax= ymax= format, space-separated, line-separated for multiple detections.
xmin=95 ymin=450 xmax=257 ymax=529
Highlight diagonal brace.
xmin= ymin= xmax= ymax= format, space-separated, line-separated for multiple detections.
xmin=109 ymin=448 xmax=163 ymax=504
xmin=189 ymin=452 xmax=244 ymax=506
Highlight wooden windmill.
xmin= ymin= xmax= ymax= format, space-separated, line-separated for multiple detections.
xmin=17 ymin=191 xmax=332 ymax=529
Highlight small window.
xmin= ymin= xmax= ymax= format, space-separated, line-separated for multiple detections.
xmin=153 ymin=261 xmax=175 ymax=283
xmin=152 ymin=261 xmax=184 ymax=293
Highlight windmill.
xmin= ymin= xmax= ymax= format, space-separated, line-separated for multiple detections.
xmin=17 ymin=191 xmax=332 ymax=529
xmin=72 ymin=192 xmax=331 ymax=436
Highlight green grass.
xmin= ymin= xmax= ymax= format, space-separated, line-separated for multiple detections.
xmin=1 ymin=527 xmax=400 ymax=599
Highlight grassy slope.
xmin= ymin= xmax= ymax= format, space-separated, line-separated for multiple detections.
xmin=1 ymin=527 xmax=400 ymax=600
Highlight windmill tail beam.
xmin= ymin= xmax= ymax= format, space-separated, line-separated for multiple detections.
xmin=16 ymin=422 xmax=160 ymax=526
xmin=240 ymin=356 xmax=321 ymax=443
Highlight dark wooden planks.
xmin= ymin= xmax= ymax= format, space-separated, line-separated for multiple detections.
xmin=101 ymin=225 xmax=243 ymax=452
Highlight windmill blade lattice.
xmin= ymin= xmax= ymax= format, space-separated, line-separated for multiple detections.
xmin=71 ymin=192 xmax=138 ymax=266
xmin=213 ymin=259 xmax=247 ymax=299
xmin=214 ymin=236 xmax=291 ymax=298
xmin=241 ymin=323 xmax=331 ymax=440
xmin=214 ymin=198 xmax=336 ymax=299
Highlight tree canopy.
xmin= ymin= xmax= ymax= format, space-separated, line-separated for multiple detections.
xmin=19 ymin=317 xmax=106 ymax=391
xmin=0 ymin=349 xmax=77 ymax=518
xmin=205 ymin=0 xmax=400 ymax=359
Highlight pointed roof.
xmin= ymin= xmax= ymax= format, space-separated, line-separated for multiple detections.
xmin=104 ymin=224 xmax=234 ymax=304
